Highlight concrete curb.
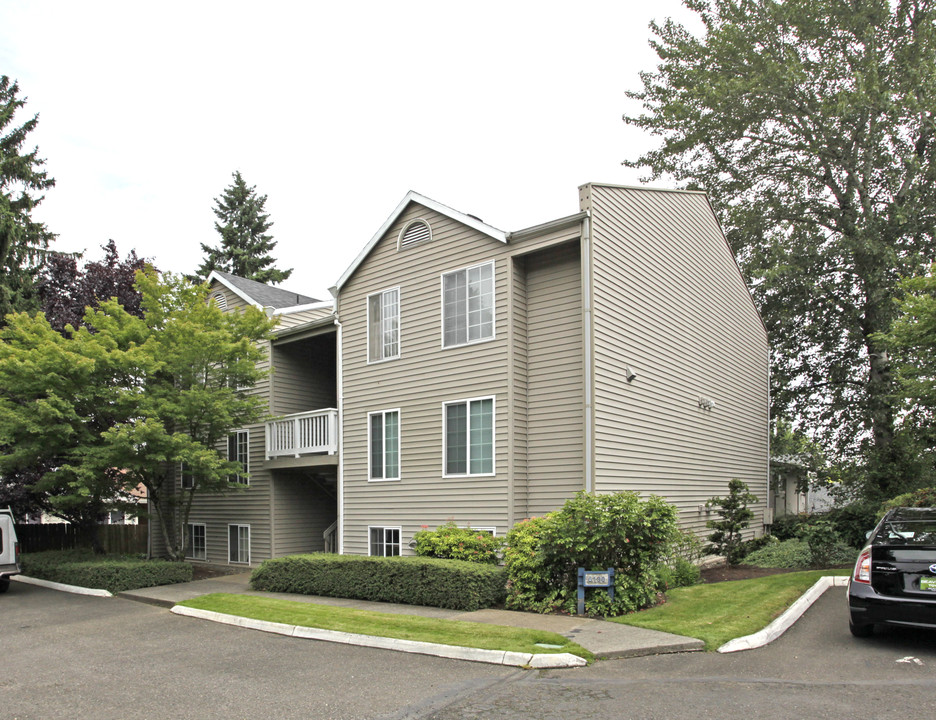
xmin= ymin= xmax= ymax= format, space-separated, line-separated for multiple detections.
xmin=717 ymin=575 xmax=848 ymax=653
xmin=12 ymin=575 xmax=113 ymax=597
xmin=171 ymin=605 xmax=587 ymax=668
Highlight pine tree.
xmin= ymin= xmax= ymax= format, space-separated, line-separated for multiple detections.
xmin=0 ymin=76 xmax=56 ymax=320
xmin=196 ymin=171 xmax=292 ymax=284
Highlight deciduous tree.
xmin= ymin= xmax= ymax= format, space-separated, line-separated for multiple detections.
xmin=0 ymin=270 xmax=277 ymax=558
xmin=623 ymin=0 xmax=936 ymax=496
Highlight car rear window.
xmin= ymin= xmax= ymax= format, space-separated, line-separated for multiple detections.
xmin=874 ymin=521 xmax=936 ymax=545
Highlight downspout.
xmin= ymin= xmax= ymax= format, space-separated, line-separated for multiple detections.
xmin=582 ymin=215 xmax=594 ymax=493
xmin=329 ymin=286 xmax=344 ymax=554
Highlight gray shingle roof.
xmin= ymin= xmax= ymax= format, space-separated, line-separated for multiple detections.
xmin=211 ymin=270 xmax=318 ymax=308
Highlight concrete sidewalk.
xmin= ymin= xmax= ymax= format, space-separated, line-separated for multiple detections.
xmin=117 ymin=572 xmax=704 ymax=660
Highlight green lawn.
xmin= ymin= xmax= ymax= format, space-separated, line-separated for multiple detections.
xmin=612 ymin=569 xmax=851 ymax=650
xmin=178 ymin=593 xmax=594 ymax=662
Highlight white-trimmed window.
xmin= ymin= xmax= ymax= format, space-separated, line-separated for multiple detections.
xmin=367 ymin=287 xmax=400 ymax=362
xmin=444 ymin=396 xmax=495 ymax=476
xmin=369 ymin=526 xmax=401 ymax=556
xmin=228 ymin=431 xmax=249 ymax=484
xmin=228 ymin=524 xmax=250 ymax=563
xmin=399 ymin=219 xmax=431 ymax=249
xmin=187 ymin=523 xmax=206 ymax=560
xmin=369 ymin=409 xmax=400 ymax=481
xmin=442 ymin=261 xmax=494 ymax=348
xmin=180 ymin=462 xmax=194 ymax=490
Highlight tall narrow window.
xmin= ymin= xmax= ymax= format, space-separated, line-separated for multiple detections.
xmin=442 ymin=262 xmax=494 ymax=347
xmin=369 ymin=526 xmax=401 ymax=556
xmin=369 ymin=410 xmax=400 ymax=481
xmin=180 ymin=462 xmax=194 ymax=490
xmin=367 ymin=288 xmax=400 ymax=362
xmin=444 ymin=397 xmax=494 ymax=476
xmin=227 ymin=431 xmax=248 ymax=484
xmin=187 ymin=523 xmax=206 ymax=560
xmin=228 ymin=524 xmax=250 ymax=563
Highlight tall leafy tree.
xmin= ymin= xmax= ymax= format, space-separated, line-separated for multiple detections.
xmin=0 ymin=270 xmax=277 ymax=559
xmin=623 ymin=0 xmax=936 ymax=496
xmin=38 ymin=239 xmax=150 ymax=333
xmin=0 ymin=75 xmax=56 ymax=320
xmin=196 ymin=171 xmax=292 ymax=284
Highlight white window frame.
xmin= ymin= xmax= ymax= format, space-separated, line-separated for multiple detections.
xmin=467 ymin=526 xmax=497 ymax=536
xmin=186 ymin=523 xmax=207 ymax=561
xmin=441 ymin=261 xmax=495 ymax=349
xmin=442 ymin=395 xmax=496 ymax=478
xmin=368 ymin=409 xmax=401 ymax=482
xmin=228 ymin=430 xmax=249 ymax=485
xmin=367 ymin=287 xmax=401 ymax=363
xmin=368 ymin=526 xmax=402 ymax=557
xmin=228 ymin=524 xmax=250 ymax=564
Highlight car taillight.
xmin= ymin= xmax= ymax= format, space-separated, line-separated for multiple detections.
xmin=854 ymin=549 xmax=871 ymax=583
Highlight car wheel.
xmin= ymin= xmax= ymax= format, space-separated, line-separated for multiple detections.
xmin=0 ymin=578 xmax=9 ymax=594
xmin=849 ymin=618 xmax=873 ymax=637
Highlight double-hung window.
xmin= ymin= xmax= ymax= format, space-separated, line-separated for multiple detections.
xmin=228 ymin=524 xmax=250 ymax=564
xmin=180 ymin=462 xmax=194 ymax=490
xmin=442 ymin=262 xmax=494 ymax=347
xmin=227 ymin=431 xmax=249 ymax=485
xmin=369 ymin=526 xmax=401 ymax=556
xmin=444 ymin=396 xmax=494 ymax=476
xmin=369 ymin=410 xmax=400 ymax=481
xmin=367 ymin=287 xmax=400 ymax=362
xmin=187 ymin=523 xmax=206 ymax=560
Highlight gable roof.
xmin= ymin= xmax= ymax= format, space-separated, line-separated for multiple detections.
xmin=207 ymin=270 xmax=319 ymax=309
xmin=334 ymin=190 xmax=507 ymax=292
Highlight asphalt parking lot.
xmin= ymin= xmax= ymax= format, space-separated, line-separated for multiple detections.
xmin=4 ymin=580 xmax=936 ymax=720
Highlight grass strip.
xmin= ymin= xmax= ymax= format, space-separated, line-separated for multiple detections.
xmin=612 ymin=569 xmax=851 ymax=650
xmin=178 ymin=593 xmax=594 ymax=662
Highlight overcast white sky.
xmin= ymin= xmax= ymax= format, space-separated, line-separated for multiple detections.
xmin=0 ymin=0 xmax=696 ymax=299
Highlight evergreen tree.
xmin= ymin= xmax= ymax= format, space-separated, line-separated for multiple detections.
xmin=623 ymin=0 xmax=936 ymax=496
xmin=0 ymin=76 xmax=56 ymax=320
xmin=196 ymin=171 xmax=292 ymax=284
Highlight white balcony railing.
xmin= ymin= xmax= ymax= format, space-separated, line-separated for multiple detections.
xmin=266 ymin=408 xmax=338 ymax=459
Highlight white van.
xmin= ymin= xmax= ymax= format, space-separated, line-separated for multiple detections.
xmin=0 ymin=508 xmax=21 ymax=593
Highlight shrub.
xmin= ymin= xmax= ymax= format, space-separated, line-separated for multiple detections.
xmin=250 ymin=554 xmax=506 ymax=611
xmin=798 ymin=518 xmax=842 ymax=567
xmin=822 ymin=503 xmax=880 ymax=548
xmin=658 ymin=557 xmax=701 ymax=589
xmin=21 ymin=550 xmax=192 ymax=593
xmin=706 ymin=479 xmax=757 ymax=565
xmin=658 ymin=528 xmax=704 ymax=589
xmin=503 ymin=491 xmax=678 ymax=616
xmin=880 ymin=487 xmax=936 ymax=514
xmin=412 ymin=522 xmax=504 ymax=564
xmin=770 ymin=513 xmax=808 ymax=541
xmin=743 ymin=538 xmax=855 ymax=569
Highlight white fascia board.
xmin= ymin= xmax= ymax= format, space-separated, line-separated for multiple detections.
xmin=273 ymin=300 xmax=335 ymax=316
xmin=205 ymin=271 xmax=263 ymax=309
xmin=334 ymin=191 xmax=507 ymax=292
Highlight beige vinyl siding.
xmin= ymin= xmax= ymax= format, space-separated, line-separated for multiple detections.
xmin=339 ymin=203 xmax=585 ymax=552
xmin=583 ymin=185 xmax=769 ymax=534
xmin=271 ymin=333 xmax=337 ymax=416
xmin=272 ymin=474 xmax=336 ymax=554
xmin=522 ymin=241 xmax=585 ymax=515
xmin=274 ymin=307 xmax=333 ymax=330
xmin=208 ymin=283 xmax=252 ymax=313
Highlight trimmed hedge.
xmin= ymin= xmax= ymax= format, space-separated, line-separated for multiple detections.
xmin=250 ymin=554 xmax=507 ymax=611
xmin=21 ymin=550 xmax=193 ymax=593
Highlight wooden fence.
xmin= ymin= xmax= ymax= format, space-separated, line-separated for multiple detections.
xmin=15 ymin=521 xmax=148 ymax=555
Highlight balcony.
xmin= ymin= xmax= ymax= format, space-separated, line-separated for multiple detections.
xmin=265 ymin=408 xmax=338 ymax=469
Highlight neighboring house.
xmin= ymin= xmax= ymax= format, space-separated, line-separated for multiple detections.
xmin=155 ymin=183 xmax=770 ymax=566
xmin=771 ymin=454 xmax=833 ymax=518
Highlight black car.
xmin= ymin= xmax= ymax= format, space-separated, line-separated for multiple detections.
xmin=848 ymin=507 xmax=936 ymax=637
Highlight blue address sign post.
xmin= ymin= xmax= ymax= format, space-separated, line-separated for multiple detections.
xmin=577 ymin=567 xmax=615 ymax=615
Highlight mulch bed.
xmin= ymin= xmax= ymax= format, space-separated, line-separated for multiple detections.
xmin=698 ymin=564 xmax=799 ymax=583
